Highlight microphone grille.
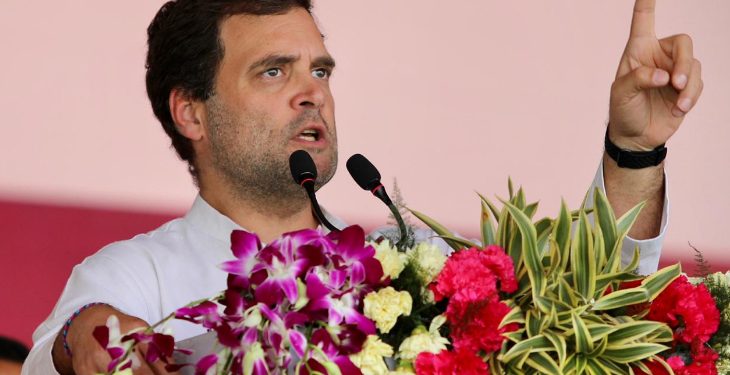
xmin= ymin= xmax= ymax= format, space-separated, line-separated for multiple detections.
xmin=346 ymin=154 xmax=382 ymax=191
xmin=289 ymin=150 xmax=318 ymax=184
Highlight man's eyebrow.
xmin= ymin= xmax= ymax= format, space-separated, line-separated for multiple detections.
xmin=313 ymin=55 xmax=336 ymax=69
xmin=247 ymin=54 xmax=298 ymax=73
xmin=247 ymin=54 xmax=336 ymax=73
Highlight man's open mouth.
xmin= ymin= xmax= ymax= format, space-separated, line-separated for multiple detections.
xmin=297 ymin=129 xmax=320 ymax=142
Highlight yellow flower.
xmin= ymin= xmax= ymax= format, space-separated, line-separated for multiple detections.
xmin=398 ymin=315 xmax=449 ymax=361
xmin=364 ymin=287 xmax=412 ymax=334
xmin=373 ymin=240 xmax=408 ymax=280
xmin=407 ymin=243 xmax=447 ymax=284
xmin=350 ymin=335 xmax=394 ymax=375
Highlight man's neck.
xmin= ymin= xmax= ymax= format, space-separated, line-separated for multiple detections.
xmin=199 ymin=184 xmax=319 ymax=244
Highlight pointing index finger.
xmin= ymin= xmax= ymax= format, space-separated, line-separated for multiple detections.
xmin=630 ymin=0 xmax=656 ymax=38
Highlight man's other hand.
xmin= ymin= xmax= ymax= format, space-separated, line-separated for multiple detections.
xmin=609 ymin=0 xmax=703 ymax=151
xmin=51 ymin=305 xmax=173 ymax=375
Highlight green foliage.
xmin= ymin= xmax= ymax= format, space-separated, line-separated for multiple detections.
xmin=380 ymin=262 xmax=448 ymax=348
xmin=702 ymin=272 xmax=730 ymax=366
xmin=413 ymin=183 xmax=681 ymax=374
xmin=691 ymin=242 xmax=712 ymax=277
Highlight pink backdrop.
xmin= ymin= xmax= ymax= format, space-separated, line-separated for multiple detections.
xmin=1 ymin=1 xmax=729 ymax=346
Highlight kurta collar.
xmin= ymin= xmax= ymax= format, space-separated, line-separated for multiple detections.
xmin=183 ymin=194 xmax=348 ymax=244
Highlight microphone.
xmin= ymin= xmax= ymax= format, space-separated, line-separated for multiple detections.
xmin=346 ymin=154 xmax=408 ymax=250
xmin=289 ymin=150 xmax=339 ymax=232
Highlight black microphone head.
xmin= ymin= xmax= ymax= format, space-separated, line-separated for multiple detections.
xmin=346 ymin=154 xmax=382 ymax=191
xmin=289 ymin=150 xmax=317 ymax=185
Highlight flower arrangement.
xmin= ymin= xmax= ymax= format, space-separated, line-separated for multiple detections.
xmin=93 ymin=185 xmax=726 ymax=374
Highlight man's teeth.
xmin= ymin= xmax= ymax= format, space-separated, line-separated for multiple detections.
xmin=298 ymin=130 xmax=319 ymax=142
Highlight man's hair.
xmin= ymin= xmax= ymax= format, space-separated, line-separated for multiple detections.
xmin=145 ymin=0 xmax=313 ymax=179
xmin=0 ymin=336 xmax=28 ymax=363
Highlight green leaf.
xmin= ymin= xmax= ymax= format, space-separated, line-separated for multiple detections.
xmin=497 ymin=204 xmax=510 ymax=249
xmin=508 ymin=177 xmax=515 ymax=199
xmin=500 ymin=301 xmax=525 ymax=328
xmin=558 ymin=277 xmax=579 ymax=308
xmin=502 ymin=200 xmax=545 ymax=307
xmin=593 ymin=224 xmax=607 ymax=277
xmin=588 ymin=336 xmax=608 ymax=358
xmin=535 ymin=218 xmax=553 ymax=252
xmin=514 ymin=187 xmax=526 ymax=209
xmin=586 ymin=324 xmax=618 ymax=342
xmin=409 ymin=209 xmax=463 ymax=251
xmin=592 ymin=189 xmax=619 ymax=259
xmin=602 ymin=343 xmax=667 ymax=363
xmin=526 ymin=311 xmax=541 ymax=337
xmin=572 ymin=311 xmax=593 ymax=353
xmin=592 ymin=287 xmax=650 ymax=311
xmin=571 ymin=210 xmax=596 ymax=301
xmin=553 ymin=200 xmax=572 ymax=272
xmin=595 ymin=272 xmax=643 ymax=294
xmin=543 ymin=330 xmax=567 ymax=365
xmin=504 ymin=330 xmax=525 ymax=344
xmin=646 ymin=324 xmax=674 ymax=343
xmin=547 ymin=240 xmax=562 ymax=276
xmin=563 ymin=354 xmax=577 ymax=374
xmin=502 ymin=335 xmax=552 ymax=364
xmin=607 ymin=321 xmax=669 ymax=345
xmin=575 ymin=354 xmax=588 ymax=375
xmin=585 ymin=357 xmax=615 ymax=375
xmin=525 ymin=352 xmax=562 ymax=375
xmin=641 ymin=263 xmax=681 ymax=300
xmin=477 ymin=192 xmax=501 ymax=224
xmin=597 ymin=358 xmax=630 ymax=375
xmin=525 ymin=201 xmax=540 ymax=219
xmin=616 ymin=201 xmax=646 ymax=240
xmin=436 ymin=235 xmax=479 ymax=250
xmin=480 ymin=201 xmax=496 ymax=246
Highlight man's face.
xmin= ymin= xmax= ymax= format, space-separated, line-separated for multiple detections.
xmin=203 ymin=8 xmax=337 ymax=202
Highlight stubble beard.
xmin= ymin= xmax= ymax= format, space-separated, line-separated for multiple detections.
xmin=206 ymin=97 xmax=338 ymax=218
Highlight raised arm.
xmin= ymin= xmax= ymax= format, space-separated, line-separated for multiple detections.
xmin=605 ymin=0 xmax=702 ymax=239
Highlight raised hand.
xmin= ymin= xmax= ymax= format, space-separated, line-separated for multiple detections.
xmin=608 ymin=0 xmax=703 ymax=151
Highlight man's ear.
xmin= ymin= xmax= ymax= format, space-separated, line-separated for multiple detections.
xmin=169 ymin=88 xmax=206 ymax=141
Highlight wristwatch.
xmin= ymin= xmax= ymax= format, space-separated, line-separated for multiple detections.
xmin=604 ymin=129 xmax=667 ymax=169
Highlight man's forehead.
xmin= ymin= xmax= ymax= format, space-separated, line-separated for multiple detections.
xmin=219 ymin=9 xmax=326 ymax=51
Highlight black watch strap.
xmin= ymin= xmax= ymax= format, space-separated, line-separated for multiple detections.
xmin=604 ymin=130 xmax=667 ymax=169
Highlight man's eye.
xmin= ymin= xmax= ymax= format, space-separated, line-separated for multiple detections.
xmin=263 ymin=68 xmax=282 ymax=78
xmin=312 ymin=68 xmax=331 ymax=79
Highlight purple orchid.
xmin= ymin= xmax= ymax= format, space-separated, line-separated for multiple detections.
xmin=253 ymin=229 xmax=328 ymax=306
xmin=195 ymin=354 xmax=219 ymax=375
xmin=304 ymin=328 xmax=363 ymax=375
xmin=153 ymin=225 xmax=383 ymax=374
xmin=220 ymin=230 xmax=264 ymax=290
xmin=175 ymin=301 xmax=222 ymax=329
xmin=326 ymin=226 xmax=384 ymax=287
xmin=304 ymin=272 xmax=376 ymax=335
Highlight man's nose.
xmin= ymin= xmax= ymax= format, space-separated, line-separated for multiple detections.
xmin=290 ymin=73 xmax=326 ymax=110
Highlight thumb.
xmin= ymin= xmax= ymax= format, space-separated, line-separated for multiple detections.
xmin=612 ymin=66 xmax=670 ymax=100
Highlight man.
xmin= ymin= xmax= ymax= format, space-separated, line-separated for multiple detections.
xmin=23 ymin=0 xmax=702 ymax=373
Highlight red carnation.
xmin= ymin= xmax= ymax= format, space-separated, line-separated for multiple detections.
xmin=415 ymin=348 xmax=489 ymax=375
xmin=447 ymin=299 xmax=517 ymax=353
xmin=647 ymin=275 xmax=720 ymax=345
xmin=429 ymin=246 xmax=518 ymax=354
xmin=431 ymin=247 xmax=517 ymax=305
